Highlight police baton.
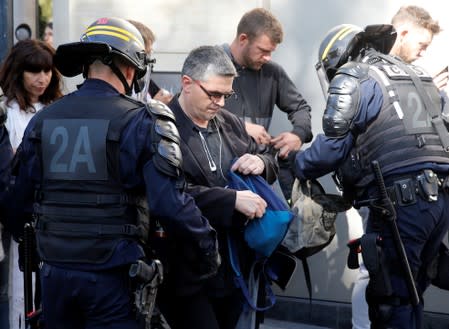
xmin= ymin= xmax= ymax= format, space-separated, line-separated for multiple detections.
xmin=23 ymin=222 xmax=41 ymax=329
xmin=371 ymin=160 xmax=420 ymax=306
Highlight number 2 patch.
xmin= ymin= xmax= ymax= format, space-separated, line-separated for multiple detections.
xmin=42 ymin=119 xmax=109 ymax=180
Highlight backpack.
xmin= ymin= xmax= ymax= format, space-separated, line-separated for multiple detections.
xmin=226 ymin=171 xmax=295 ymax=328
xmin=281 ymin=178 xmax=351 ymax=300
xmin=227 ymin=171 xmax=294 ymax=258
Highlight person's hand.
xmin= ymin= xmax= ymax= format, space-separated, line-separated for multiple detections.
xmin=231 ymin=153 xmax=265 ymax=175
xmin=433 ymin=66 xmax=448 ymax=91
xmin=271 ymin=132 xmax=302 ymax=158
xmin=198 ymin=243 xmax=221 ymax=280
xmin=153 ymin=89 xmax=173 ymax=105
xmin=245 ymin=122 xmax=271 ymax=145
xmin=234 ymin=190 xmax=267 ymax=219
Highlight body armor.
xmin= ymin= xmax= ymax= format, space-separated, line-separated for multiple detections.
xmin=32 ymin=95 xmax=182 ymax=264
xmin=331 ymin=56 xmax=449 ymax=197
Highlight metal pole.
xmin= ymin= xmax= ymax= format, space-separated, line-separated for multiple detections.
xmin=0 ymin=0 xmax=13 ymax=62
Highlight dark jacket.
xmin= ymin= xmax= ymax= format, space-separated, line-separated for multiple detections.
xmin=164 ymin=96 xmax=278 ymax=296
xmin=222 ymin=43 xmax=313 ymax=144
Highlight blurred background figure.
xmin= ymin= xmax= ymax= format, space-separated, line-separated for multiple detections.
xmin=42 ymin=21 xmax=54 ymax=48
xmin=128 ymin=19 xmax=173 ymax=105
xmin=0 ymin=38 xmax=62 ymax=329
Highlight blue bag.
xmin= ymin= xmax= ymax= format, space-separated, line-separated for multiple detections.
xmin=227 ymin=171 xmax=294 ymax=257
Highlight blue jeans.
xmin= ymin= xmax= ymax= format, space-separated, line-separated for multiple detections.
xmin=40 ymin=263 xmax=139 ymax=329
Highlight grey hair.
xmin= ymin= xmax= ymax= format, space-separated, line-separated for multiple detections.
xmin=181 ymin=45 xmax=237 ymax=81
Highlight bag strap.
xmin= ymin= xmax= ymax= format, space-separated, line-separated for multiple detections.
xmin=227 ymin=234 xmax=276 ymax=311
xmin=301 ymin=258 xmax=313 ymax=303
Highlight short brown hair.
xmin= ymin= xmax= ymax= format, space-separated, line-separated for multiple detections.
xmin=127 ymin=19 xmax=156 ymax=54
xmin=391 ymin=5 xmax=441 ymax=35
xmin=237 ymin=8 xmax=283 ymax=44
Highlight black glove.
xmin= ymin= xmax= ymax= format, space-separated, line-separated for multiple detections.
xmin=197 ymin=241 xmax=221 ymax=280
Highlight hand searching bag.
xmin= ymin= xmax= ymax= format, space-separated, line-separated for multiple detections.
xmin=227 ymin=171 xmax=294 ymax=257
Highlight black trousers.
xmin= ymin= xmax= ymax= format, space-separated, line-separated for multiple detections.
xmin=158 ymin=288 xmax=243 ymax=329
xmin=0 ymin=229 xmax=10 ymax=329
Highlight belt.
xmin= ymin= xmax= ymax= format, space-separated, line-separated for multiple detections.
xmin=386 ymin=170 xmax=447 ymax=206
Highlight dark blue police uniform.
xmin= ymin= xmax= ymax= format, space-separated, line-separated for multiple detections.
xmin=294 ymin=64 xmax=449 ymax=329
xmin=0 ymin=111 xmax=13 ymax=329
xmin=9 ymin=79 xmax=216 ymax=329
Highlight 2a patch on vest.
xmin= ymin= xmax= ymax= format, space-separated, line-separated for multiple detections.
xmin=42 ymin=119 xmax=108 ymax=180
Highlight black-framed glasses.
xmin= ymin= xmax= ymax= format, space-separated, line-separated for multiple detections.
xmin=194 ymin=80 xmax=234 ymax=102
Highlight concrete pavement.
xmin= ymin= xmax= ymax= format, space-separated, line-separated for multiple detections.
xmin=261 ymin=318 xmax=331 ymax=329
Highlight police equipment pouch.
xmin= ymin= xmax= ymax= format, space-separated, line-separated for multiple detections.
xmin=129 ymin=259 xmax=163 ymax=329
xmin=392 ymin=178 xmax=416 ymax=206
xmin=416 ymin=170 xmax=439 ymax=202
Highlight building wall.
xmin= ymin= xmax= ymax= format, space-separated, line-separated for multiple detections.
xmin=52 ymin=0 xmax=449 ymax=314
xmin=0 ymin=0 xmax=13 ymax=62
xmin=53 ymin=0 xmax=265 ymax=91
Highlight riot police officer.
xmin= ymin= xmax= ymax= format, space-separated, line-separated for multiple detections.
xmin=292 ymin=24 xmax=449 ymax=329
xmin=6 ymin=17 xmax=219 ymax=329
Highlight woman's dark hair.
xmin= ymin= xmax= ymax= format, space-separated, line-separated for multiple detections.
xmin=0 ymin=39 xmax=63 ymax=112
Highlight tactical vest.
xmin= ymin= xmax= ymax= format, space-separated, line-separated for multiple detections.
xmin=31 ymin=94 xmax=147 ymax=264
xmin=340 ymin=59 xmax=449 ymax=194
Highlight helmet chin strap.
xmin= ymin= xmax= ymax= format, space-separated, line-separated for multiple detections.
xmin=105 ymin=59 xmax=133 ymax=96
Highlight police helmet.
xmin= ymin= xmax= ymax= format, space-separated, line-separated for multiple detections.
xmin=316 ymin=24 xmax=363 ymax=89
xmin=315 ymin=24 xmax=396 ymax=96
xmin=54 ymin=17 xmax=148 ymax=79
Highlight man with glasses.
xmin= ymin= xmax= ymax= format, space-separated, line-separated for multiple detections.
xmin=158 ymin=45 xmax=278 ymax=329
xmin=222 ymin=7 xmax=312 ymax=200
